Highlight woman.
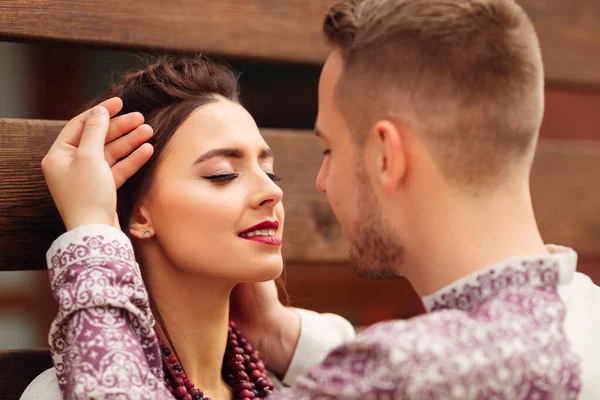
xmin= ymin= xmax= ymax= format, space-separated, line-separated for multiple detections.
xmin=22 ymin=56 xmax=354 ymax=400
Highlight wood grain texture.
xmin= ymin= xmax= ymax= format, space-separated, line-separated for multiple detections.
xmin=283 ymin=263 xmax=424 ymax=323
xmin=0 ymin=120 xmax=64 ymax=271
xmin=530 ymin=140 xmax=600 ymax=262
xmin=0 ymin=349 xmax=53 ymax=400
xmin=541 ymin=86 xmax=600 ymax=140
xmin=1 ymin=120 xmax=600 ymax=270
xmin=519 ymin=0 xmax=600 ymax=86
xmin=0 ymin=0 xmax=335 ymax=64
xmin=0 ymin=0 xmax=598 ymax=85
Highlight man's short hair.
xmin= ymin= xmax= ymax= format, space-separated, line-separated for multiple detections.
xmin=324 ymin=0 xmax=545 ymax=187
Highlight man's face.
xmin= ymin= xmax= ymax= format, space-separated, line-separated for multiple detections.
xmin=315 ymin=51 xmax=403 ymax=279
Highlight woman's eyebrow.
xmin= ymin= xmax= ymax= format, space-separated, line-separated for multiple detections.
xmin=259 ymin=148 xmax=274 ymax=159
xmin=194 ymin=148 xmax=243 ymax=165
xmin=194 ymin=147 xmax=274 ymax=165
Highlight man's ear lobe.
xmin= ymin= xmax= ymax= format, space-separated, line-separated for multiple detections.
xmin=374 ymin=120 xmax=406 ymax=197
xmin=128 ymin=205 xmax=154 ymax=240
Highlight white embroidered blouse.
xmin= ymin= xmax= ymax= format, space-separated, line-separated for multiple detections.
xmin=20 ymin=225 xmax=355 ymax=399
xmin=23 ymin=225 xmax=600 ymax=399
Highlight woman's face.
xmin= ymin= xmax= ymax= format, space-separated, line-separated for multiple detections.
xmin=140 ymin=99 xmax=284 ymax=283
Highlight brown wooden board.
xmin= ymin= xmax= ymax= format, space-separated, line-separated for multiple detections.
xmin=541 ymin=86 xmax=600 ymax=140
xmin=0 ymin=349 xmax=53 ymax=400
xmin=0 ymin=120 xmax=64 ymax=271
xmin=518 ymin=0 xmax=600 ymax=87
xmin=1 ymin=119 xmax=599 ymax=270
xmin=0 ymin=0 xmax=334 ymax=64
xmin=0 ymin=0 xmax=599 ymax=85
xmin=530 ymin=140 xmax=600 ymax=261
xmin=283 ymin=263 xmax=424 ymax=322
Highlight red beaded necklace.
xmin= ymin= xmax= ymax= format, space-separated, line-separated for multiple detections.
xmin=157 ymin=321 xmax=274 ymax=400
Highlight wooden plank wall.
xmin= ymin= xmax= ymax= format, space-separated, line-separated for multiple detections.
xmin=0 ymin=0 xmax=598 ymax=334
xmin=0 ymin=0 xmax=599 ymax=85
xmin=1 ymin=121 xmax=599 ymax=271
xmin=0 ymin=1 xmax=335 ymax=63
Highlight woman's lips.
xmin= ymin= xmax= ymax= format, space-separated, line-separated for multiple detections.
xmin=238 ymin=220 xmax=279 ymax=235
xmin=238 ymin=220 xmax=281 ymax=246
xmin=241 ymin=235 xmax=282 ymax=246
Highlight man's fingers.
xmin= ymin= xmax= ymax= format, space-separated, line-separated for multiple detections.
xmin=106 ymin=112 xmax=145 ymax=143
xmin=54 ymin=97 xmax=123 ymax=147
xmin=112 ymin=143 xmax=154 ymax=189
xmin=105 ymin=124 xmax=153 ymax=166
xmin=78 ymin=106 xmax=111 ymax=159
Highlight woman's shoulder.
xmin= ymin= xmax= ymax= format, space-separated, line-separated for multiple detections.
xmin=20 ymin=368 xmax=61 ymax=400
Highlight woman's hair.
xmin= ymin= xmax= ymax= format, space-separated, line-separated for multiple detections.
xmin=91 ymin=57 xmax=287 ymax=357
xmin=94 ymin=55 xmax=240 ymax=231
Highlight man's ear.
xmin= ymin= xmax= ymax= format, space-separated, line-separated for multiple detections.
xmin=371 ymin=119 xmax=406 ymax=198
xmin=128 ymin=204 xmax=154 ymax=240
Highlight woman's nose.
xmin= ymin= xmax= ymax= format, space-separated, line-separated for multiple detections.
xmin=255 ymin=174 xmax=283 ymax=208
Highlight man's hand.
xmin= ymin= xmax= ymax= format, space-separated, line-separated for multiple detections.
xmin=229 ymin=281 xmax=301 ymax=378
xmin=42 ymin=97 xmax=153 ymax=231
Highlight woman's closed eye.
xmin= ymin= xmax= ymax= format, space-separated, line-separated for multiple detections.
xmin=266 ymin=172 xmax=282 ymax=183
xmin=202 ymin=172 xmax=282 ymax=183
xmin=202 ymin=173 xmax=239 ymax=182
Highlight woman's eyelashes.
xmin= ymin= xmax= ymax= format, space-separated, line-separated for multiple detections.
xmin=267 ymin=173 xmax=282 ymax=183
xmin=202 ymin=173 xmax=239 ymax=182
xmin=202 ymin=172 xmax=282 ymax=183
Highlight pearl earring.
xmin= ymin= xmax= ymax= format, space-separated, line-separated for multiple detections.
xmin=142 ymin=230 xmax=154 ymax=238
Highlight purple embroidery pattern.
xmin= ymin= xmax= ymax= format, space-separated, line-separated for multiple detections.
xmin=48 ymin=231 xmax=173 ymax=399
xmin=427 ymin=259 xmax=561 ymax=312
xmin=276 ymin=286 xmax=580 ymax=399
xmin=47 ymin=228 xmax=581 ymax=399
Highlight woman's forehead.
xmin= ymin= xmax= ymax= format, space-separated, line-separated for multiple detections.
xmin=168 ymin=101 xmax=269 ymax=158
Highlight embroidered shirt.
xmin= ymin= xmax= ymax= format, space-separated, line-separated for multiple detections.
xmin=31 ymin=225 xmax=354 ymax=399
xmin=277 ymin=246 xmax=581 ymax=399
xmin=40 ymin=225 xmax=588 ymax=399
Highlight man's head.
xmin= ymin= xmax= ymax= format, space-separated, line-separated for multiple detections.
xmin=315 ymin=0 xmax=544 ymax=279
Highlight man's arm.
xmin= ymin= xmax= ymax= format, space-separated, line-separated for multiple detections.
xmin=270 ymin=288 xmax=580 ymax=399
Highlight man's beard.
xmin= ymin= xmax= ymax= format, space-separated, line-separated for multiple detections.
xmin=348 ymin=169 xmax=404 ymax=280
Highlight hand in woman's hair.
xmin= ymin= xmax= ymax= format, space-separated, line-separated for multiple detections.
xmin=42 ymin=97 xmax=154 ymax=231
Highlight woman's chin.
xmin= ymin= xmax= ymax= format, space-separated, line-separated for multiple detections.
xmin=262 ymin=265 xmax=285 ymax=282
xmin=246 ymin=260 xmax=284 ymax=282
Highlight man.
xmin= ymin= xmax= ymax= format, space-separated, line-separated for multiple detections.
xmin=41 ymin=0 xmax=599 ymax=398
xmin=279 ymin=0 xmax=598 ymax=397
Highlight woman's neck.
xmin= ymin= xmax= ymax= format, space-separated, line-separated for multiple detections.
xmin=144 ymin=259 xmax=234 ymax=399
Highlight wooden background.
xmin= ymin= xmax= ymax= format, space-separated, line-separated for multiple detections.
xmin=0 ymin=0 xmax=599 ymax=347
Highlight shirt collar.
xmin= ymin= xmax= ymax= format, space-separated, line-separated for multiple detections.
xmin=421 ymin=245 xmax=578 ymax=312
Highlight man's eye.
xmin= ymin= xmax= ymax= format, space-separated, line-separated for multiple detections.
xmin=202 ymin=174 xmax=239 ymax=182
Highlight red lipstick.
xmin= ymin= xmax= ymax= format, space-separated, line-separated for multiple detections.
xmin=238 ymin=221 xmax=281 ymax=246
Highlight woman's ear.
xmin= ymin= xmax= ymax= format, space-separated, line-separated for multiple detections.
xmin=372 ymin=119 xmax=406 ymax=198
xmin=129 ymin=204 xmax=155 ymax=240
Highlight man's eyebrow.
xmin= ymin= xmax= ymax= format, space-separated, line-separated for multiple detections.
xmin=194 ymin=147 xmax=274 ymax=165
